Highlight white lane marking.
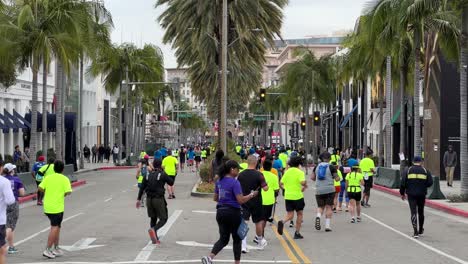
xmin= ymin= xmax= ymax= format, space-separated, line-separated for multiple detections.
xmin=192 ymin=210 xmax=216 ymax=214
xmin=373 ymin=190 xmax=468 ymax=225
xmin=21 ymin=260 xmax=291 ymax=264
xmin=363 ymin=212 xmax=468 ymax=264
xmin=16 ymin=213 xmax=84 ymax=246
xmin=61 ymin=237 xmax=105 ymax=251
xmin=176 ymin=241 xmax=262 ymax=250
xmin=122 ymin=190 xmax=127 ymax=193
xmin=134 ymin=210 xmax=183 ymax=262
xmin=104 ymin=197 xmax=113 ymax=202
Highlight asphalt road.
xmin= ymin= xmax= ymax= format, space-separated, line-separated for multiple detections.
xmin=7 ymin=166 xmax=468 ymax=264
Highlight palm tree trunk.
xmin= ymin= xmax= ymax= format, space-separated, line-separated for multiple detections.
xmin=42 ymin=61 xmax=48 ymax=156
xmin=385 ymin=56 xmax=392 ymax=167
xmin=362 ymin=81 xmax=368 ymax=159
xmin=400 ymin=66 xmax=407 ymax=170
xmin=118 ymin=83 xmax=123 ymax=163
xmin=78 ymin=57 xmax=84 ymax=169
xmin=413 ymin=31 xmax=422 ymax=157
xmin=378 ymin=79 xmax=384 ymax=167
xmin=30 ymin=61 xmax=39 ymax=166
xmin=460 ymin=6 xmax=468 ymax=196
xmin=55 ymin=62 xmax=64 ymax=161
xmin=125 ymin=67 xmax=130 ymax=163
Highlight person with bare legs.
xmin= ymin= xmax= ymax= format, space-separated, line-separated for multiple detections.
xmin=162 ymin=150 xmax=178 ymax=199
xmin=346 ymin=166 xmax=364 ymax=223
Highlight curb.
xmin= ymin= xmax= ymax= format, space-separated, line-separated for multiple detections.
xmin=374 ymin=184 xmax=468 ymax=218
xmin=75 ymin=166 xmax=137 ymax=175
xmin=190 ymin=180 xmax=214 ymax=198
xmin=19 ymin=179 xmax=87 ymax=204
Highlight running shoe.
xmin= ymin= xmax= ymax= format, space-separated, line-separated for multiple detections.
xmin=172 ymin=194 xmax=176 ymax=199
xmin=37 ymin=201 xmax=43 ymax=206
xmin=413 ymin=231 xmax=419 ymax=239
xmin=345 ymin=206 xmax=349 ymax=212
xmin=258 ymin=238 xmax=268 ymax=250
xmin=201 ymin=256 xmax=213 ymax=264
xmin=148 ymin=228 xmax=160 ymax=244
xmin=361 ymin=201 xmax=365 ymax=206
xmin=242 ymin=247 xmax=249 ymax=254
xmin=333 ymin=208 xmax=337 ymax=213
xmin=52 ymin=247 xmax=64 ymax=257
xmin=325 ymin=227 xmax=332 ymax=232
xmin=8 ymin=247 xmax=18 ymax=254
xmin=168 ymin=195 xmax=173 ymax=199
xmin=289 ymin=221 xmax=294 ymax=228
xmin=277 ymin=220 xmax=284 ymax=235
xmin=357 ymin=217 xmax=361 ymax=222
xmin=315 ymin=217 xmax=321 ymax=231
xmin=419 ymin=228 xmax=424 ymax=236
xmin=350 ymin=218 xmax=356 ymax=223
xmin=365 ymin=203 xmax=371 ymax=208
xmin=294 ymin=232 xmax=304 ymax=239
xmin=253 ymin=236 xmax=259 ymax=244
xmin=43 ymin=249 xmax=56 ymax=259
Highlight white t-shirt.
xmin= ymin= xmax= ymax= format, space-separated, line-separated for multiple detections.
xmin=113 ymin=147 xmax=119 ymax=154
xmin=0 ymin=176 xmax=15 ymax=225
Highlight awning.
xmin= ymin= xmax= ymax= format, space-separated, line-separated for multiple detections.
xmin=391 ymin=101 xmax=407 ymax=126
xmin=24 ymin=112 xmax=75 ymax=132
xmin=13 ymin=110 xmax=31 ymax=129
xmin=24 ymin=112 xmax=43 ymax=132
xmin=339 ymin=104 xmax=358 ymax=129
xmin=4 ymin=109 xmax=27 ymax=132
xmin=0 ymin=111 xmax=18 ymax=132
xmin=369 ymin=112 xmax=389 ymax=133
xmin=0 ymin=113 xmax=8 ymax=133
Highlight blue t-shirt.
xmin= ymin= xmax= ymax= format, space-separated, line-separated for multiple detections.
xmin=187 ymin=150 xmax=195 ymax=160
xmin=32 ymin=161 xmax=45 ymax=174
xmin=5 ymin=175 xmax=24 ymax=201
xmin=273 ymin=159 xmax=283 ymax=170
xmin=215 ymin=177 xmax=242 ymax=209
xmin=249 ymin=148 xmax=256 ymax=155
xmin=347 ymin=158 xmax=359 ymax=168
xmin=154 ymin=150 xmax=162 ymax=160
xmin=160 ymin=148 xmax=167 ymax=157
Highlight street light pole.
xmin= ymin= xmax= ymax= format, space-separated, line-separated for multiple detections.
xmin=220 ymin=0 xmax=228 ymax=152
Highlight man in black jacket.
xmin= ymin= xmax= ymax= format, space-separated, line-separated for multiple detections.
xmin=136 ymin=159 xmax=174 ymax=244
xmin=400 ymin=156 xmax=433 ymax=239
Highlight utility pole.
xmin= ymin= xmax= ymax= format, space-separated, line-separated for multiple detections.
xmin=78 ymin=58 xmax=84 ymax=169
xmin=220 ymin=0 xmax=228 ymax=152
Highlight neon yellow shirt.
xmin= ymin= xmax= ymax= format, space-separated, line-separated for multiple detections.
xmin=235 ymin=145 xmax=241 ymax=153
xmin=38 ymin=164 xmax=55 ymax=178
xmin=201 ymin=150 xmax=207 ymax=158
xmin=281 ymin=167 xmax=305 ymax=200
xmin=39 ymin=173 xmax=72 ymax=214
xmin=162 ymin=156 xmax=178 ymax=176
xmin=279 ymin=153 xmax=288 ymax=168
xmin=334 ymin=170 xmax=342 ymax=187
xmin=239 ymin=163 xmax=248 ymax=172
xmin=331 ymin=154 xmax=341 ymax=164
xmin=359 ymin=157 xmax=375 ymax=177
xmin=346 ymin=172 xmax=364 ymax=193
xmin=262 ymin=171 xmax=279 ymax=206
xmin=139 ymin=151 xmax=147 ymax=159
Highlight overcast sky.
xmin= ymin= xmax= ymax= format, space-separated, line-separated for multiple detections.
xmin=104 ymin=0 xmax=369 ymax=68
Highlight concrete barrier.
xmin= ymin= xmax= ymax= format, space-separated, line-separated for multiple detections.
xmin=426 ymin=176 xmax=446 ymax=200
xmin=64 ymin=164 xmax=78 ymax=182
xmin=17 ymin=172 xmax=37 ymax=196
xmin=375 ymin=167 xmax=401 ymax=189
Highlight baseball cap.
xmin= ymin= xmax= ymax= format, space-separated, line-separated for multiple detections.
xmin=4 ymin=163 xmax=16 ymax=173
xmin=38 ymin=156 xmax=45 ymax=162
xmin=413 ymin=156 xmax=423 ymax=163
xmin=144 ymin=154 xmax=149 ymax=160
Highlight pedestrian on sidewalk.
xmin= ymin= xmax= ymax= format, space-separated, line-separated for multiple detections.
xmin=136 ymin=159 xmax=174 ymax=244
xmin=83 ymin=145 xmax=91 ymax=163
xmin=346 ymin=166 xmax=364 ymax=223
xmin=201 ymin=160 xmax=258 ymax=264
xmin=311 ymin=152 xmax=341 ymax=232
xmin=237 ymin=155 xmax=269 ymax=252
xmin=32 ymin=156 xmax=46 ymax=205
xmin=179 ymin=145 xmax=186 ymax=173
xmin=0 ymin=161 xmax=15 ymax=264
xmin=92 ymin=145 xmax=97 ymax=163
xmin=105 ymin=145 xmax=111 ymax=163
xmin=39 ymin=160 xmax=72 ymax=259
xmin=400 ymin=156 xmax=433 ymax=239
xmin=277 ymin=156 xmax=307 ymax=239
xmin=98 ymin=145 xmax=105 ymax=163
xmin=162 ymin=150 xmax=178 ymax=199
xmin=112 ymin=144 xmax=119 ymax=164
xmin=443 ymin=145 xmax=457 ymax=187
xmin=2 ymin=164 xmax=25 ymax=254
xmin=359 ymin=151 xmax=376 ymax=208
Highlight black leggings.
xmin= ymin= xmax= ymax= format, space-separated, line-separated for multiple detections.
xmin=212 ymin=207 xmax=242 ymax=261
xmin=408 ymin=195 xmax=425 ymax=231
xmin=36 ymin=181 xmax=44 ymax=202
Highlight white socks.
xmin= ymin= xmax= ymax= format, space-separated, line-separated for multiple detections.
xmin=316 ymin=213 xmax=321 ymax=218
xmin=242 ymin=238 xmax=247 ymax=249
xmin=325 ymin=218 xmax=331 ymax=228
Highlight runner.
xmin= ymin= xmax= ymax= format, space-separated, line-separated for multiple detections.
xmin=39 ymin=160 xmax=72 ymax=259
xmin=38 ymin=157 xmax=56 ymax=178
xmin=194 ymin=146 xmax=202 ymax=172
xmin=201 ymin=148 xmax=207 ymax=163
xmin=187 ymin=147 xmax=195 ymax=172
xmin=400 ymin=156 xmax=433 ymax=238
xmin=201 ymin=160 xmax=258 ymax=264
xmin=154 ymin=148 xmax=162 ymax=161
xmin=211 ymin=150 xmax=224 ymax=182
xmin=331 ymin=150 xmax=341 ymax=166
xmin=237 ymin=155 xmax=268 ymax=252
xmin=278 ymin=150 xmax=288 ymax=171
xmin=162 ymin=150 xmax=178 ymax=199
xmin=2 ymin=164 xmax=25 ymax=254
xmin=311 ymin=152 xmax=341 ymax=232
xmin=331 ymin=162 xmax=343 ymax=213
xmin=359 ymin=151 xmax=376 ymax=208
xmin=346 ymin=166 xmax=364 ymax=223
xmin=179 ymin=145 xmax=186 ymax=172
xmin=277 ymin=156 xmax=307 ymax=239
xmin=260 ymin=159 xmax=279 ymax=234
xmin=0 ymin=161 xmax=15 ymax=264
xmin=32 ymin=155 xmax=46 ymax=205
xmin=160 ymin=146 xmax=168 ymax=160
xmin=137 ymin=159 xmax=174 ymax=244
xmin=136 ymin=155 xmax=151 ymax=207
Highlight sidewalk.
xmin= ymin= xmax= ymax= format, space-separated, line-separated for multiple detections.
xmin=76 ymin=161 xmax=136 ymax=174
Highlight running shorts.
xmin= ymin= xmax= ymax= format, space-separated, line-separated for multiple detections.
xmin=315 ymin=193 xmax=335 ymax=207
xmin=0 ymin=225 xmax=5 ymax=247
xmin=348 ymin=192 xmax=362 ymax=202
xmin=241 ymin=203 xmax=264 ymax=223
xmin=335 ymin=186 xmax=341 ymax=193
xmin=6 ymin=202 xmax=19 ymax=230
xmin=46 ymin=212 xmax=64 ymax=227
xmin=147 ymin=197 xmax=168 ymax=219
xmin=364 ymin=177 xmax=373 ymax=194
xmin=262 ymin=204 xmax=274 ymax=221
xmin=285 ymin=198 xmax=305 ymax=212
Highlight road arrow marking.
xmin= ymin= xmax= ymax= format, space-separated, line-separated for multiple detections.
xmin=192 ymin=210 xmax=216 ymax=214
xmin=176 ymin=241 xmax=262 ymax=250
xmin=61 ymin=238 xmax=105 ymax=252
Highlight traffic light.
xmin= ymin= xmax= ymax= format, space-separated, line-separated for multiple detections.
xmin=300 ymin=117 xmax=306 ymax=131
xmin=313 ymin=111 xmax=321 ymax=126
xmin=288 ymin=129 xmax=292 ymax=136
xmin=259 ymin=88 xmax=266 ymax=102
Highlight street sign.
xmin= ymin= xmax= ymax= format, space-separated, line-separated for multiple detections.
xmin=178 ymin=113 xmax=193 ymax=118
xmin=254 ymin=116 xmax=267 ymax=121
xmin=291 ymin=121 xmax=299 ymax=138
